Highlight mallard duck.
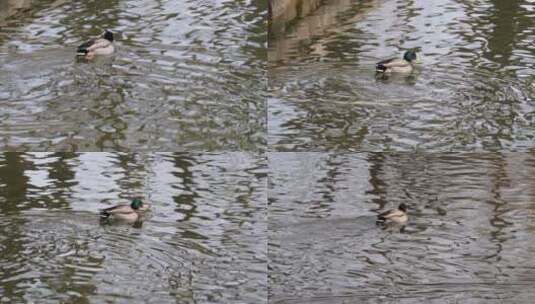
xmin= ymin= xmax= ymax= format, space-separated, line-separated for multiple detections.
xmin=77 ymin=30 xmax=115 ymax=59
xmin=377 ymin=203 xmax=408 ymax=224
xmin=376 ymin=50 xmax=418 ymax=73
xmin=100 ymin=198 xmax=150 ymax=223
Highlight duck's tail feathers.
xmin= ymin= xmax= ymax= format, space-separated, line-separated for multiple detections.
xmin=76 ymin=39 xmax=94 ymax=56
xmin=376 ymin=63 xmax=387 ymax=73
xmin=99 ymin=208 xmax=114 ymax=218
xmin=76 ymin=45 xmax=89 ymax=56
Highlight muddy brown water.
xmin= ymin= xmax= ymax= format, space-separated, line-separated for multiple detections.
xmin=269 ymin=0 xmax=535 ymax=151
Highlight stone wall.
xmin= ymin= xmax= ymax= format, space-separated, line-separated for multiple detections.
xmin=269 ymin=0 xmax=377 ymax=63
xmin=269 ymin=0 xmax=323 ymax=22
xmin=0 ymin=0 xmax=33 ymax=23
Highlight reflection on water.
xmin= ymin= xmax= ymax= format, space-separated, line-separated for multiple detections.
xmin=0 ymin=0 xmax=266 ymax=151
xmin=269 ymin=152 xmax=535 ymax=303
xmin=0 ymin=152 xmax=267 ymax=303
xmin=268 ymin=0 xmax=535 ymax=151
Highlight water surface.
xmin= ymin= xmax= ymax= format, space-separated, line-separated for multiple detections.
xmin=269 ymin=152 xmax=535 ymax=303
xmin=269 ymin=0 xmax=535 ymax=151
xmin=0 ymin=0 xmax=266 ymax=151
xmin=0 ymin=152 xmax=266 ymax=303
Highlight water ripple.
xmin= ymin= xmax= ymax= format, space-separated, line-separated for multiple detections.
xmin=0 ymin=152 xmax=266 ymax=303
xmin=269 ymin=152 xmax=535 ymax=303
xmin=0 ymin=0 xmax=266 ymax=151
xmin=269 ymin=0 xmax=535 ymax=151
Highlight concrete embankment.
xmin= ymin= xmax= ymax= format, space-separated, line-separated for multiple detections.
xmin=269 ymin=0 xmax=323 ymax=22
xmin=269 ymin=0 xmax=323 ymax=37
xmin=269 ymin=0 xmax=375 ymax=63
xmin=0 ymin=0 xmax=33 ymax=23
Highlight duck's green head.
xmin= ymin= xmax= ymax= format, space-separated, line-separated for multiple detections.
xmin=103 ymin=30 xmax=114 ymax=42
xmin=398 ymin=203 xmax=408 ymax=212
xmin=403 ymin=50 xmax=418 ymax=62
xmin=131 ymin=198 xmax=143 ymax=209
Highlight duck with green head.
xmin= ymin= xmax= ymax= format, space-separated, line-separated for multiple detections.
xmin=376 ymin=50 xmax=419 ymax=74
xmin=100 ymin=198 xmax=151 ymax=223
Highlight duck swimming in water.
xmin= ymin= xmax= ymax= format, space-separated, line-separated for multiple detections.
xmin=376 ymin=50 xmax=419 ymax=74
xmin=77 ymin=30 xmax=115 ymax=59
xmin=377 ymin=203 xmax=408 ymax=224
xmin=100 ymin=198 xmax=150 ymax=223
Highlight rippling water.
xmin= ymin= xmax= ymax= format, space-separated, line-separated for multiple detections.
xmin=268 ymin=0 xmax=535 ymax=151
xmin=269 ymin=152 xmax=535 ymax=303
xmin=0 ymin=152 xmax=266 ymax=303
xmin=0 ymin=0 xmax=266 ymax=151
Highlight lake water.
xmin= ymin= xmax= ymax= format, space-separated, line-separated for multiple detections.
xmin=269 ymin=152 xmax=535 ymax=303
xmin=0 ymin=0 xmax=266 ymax=151
xmin=0 ymin=152 xmax=266 ymax=303
xmin=269 ymin=0 xmax=535 ymax=151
